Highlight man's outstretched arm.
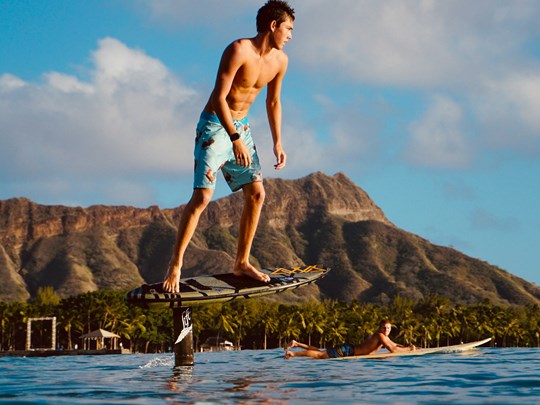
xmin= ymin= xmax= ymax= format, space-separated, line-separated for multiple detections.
xmin=266 ymin=56 xmax=288 ymax=170
xmin=378 ymin=333 xmax=415 ymax=353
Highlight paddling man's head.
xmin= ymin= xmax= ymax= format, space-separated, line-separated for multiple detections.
xmin=379 ymin=319 xmax=392 ymax=336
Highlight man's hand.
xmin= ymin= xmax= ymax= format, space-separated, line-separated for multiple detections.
xmin=274 ymin=144 xmax=287 ymax=170
xmin=232 ymin=139 xmax=252 ymax=167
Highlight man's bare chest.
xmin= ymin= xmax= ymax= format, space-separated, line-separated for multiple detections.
xmin=236 ymin=60 xmax=279 ymax=90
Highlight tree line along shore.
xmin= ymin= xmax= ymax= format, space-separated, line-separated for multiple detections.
xmin=1 ymin=288 xmax=538 ymax=353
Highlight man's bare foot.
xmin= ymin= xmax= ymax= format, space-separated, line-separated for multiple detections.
xmin=284 ymin=340 xmax=298 ymax=351
xmin=163 ymin=264 xmax=181 ymax=293
xmin=284 ymin=350 xmax=295 ymax=360
xmin=233 ymin=262 xmax=270 ymax=282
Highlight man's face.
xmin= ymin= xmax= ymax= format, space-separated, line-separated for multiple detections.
xmin=380 ymin=323 xmax=392 ymax=336
xmin=271 ymin=17 xmax=294 ymax=49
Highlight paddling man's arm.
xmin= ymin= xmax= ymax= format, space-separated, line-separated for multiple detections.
xmin=378 ymin=333 xmax=416 ymax=353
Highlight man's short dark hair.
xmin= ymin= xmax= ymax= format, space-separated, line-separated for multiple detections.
xmin=256 ymin=0 xmax=295 ymax=34
xmin=379 ymin=319 xmax=392 ymax=328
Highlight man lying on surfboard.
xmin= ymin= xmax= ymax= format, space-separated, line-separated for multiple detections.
xmin=284 ymin=319 xmax=416 ymax=359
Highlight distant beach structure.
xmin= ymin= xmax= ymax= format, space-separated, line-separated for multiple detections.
xmin=200 ymin=337 xmax=239 ymax=352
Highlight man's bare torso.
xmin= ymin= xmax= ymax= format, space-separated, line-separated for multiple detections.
xmin=205 ymin=38 xmax=287 ymax=119
xmin=353 ymin=333 xmax=385 ymax=355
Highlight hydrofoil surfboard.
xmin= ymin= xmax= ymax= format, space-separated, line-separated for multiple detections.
xmin=126 ymin=265 xmax=329 ymax=309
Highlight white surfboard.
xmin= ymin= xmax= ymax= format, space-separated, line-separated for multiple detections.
xmin=328 ymin=338 xmax=492 ymax=360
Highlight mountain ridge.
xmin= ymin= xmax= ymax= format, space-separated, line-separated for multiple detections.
xmin=1 ymin=172 xmax=538 ymax=306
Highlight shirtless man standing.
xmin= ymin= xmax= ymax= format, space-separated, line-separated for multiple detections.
xmin=163 ymin=1 xmax=295 ymax=293
xmin=284 ymin=320 xmax=416 ymax=359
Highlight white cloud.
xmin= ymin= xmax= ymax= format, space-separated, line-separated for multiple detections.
xmin=0 ymin=74 xmax=26 ymax=91
xmin=253 ymin=92 xmax=380 ymax=179
xmin=293 ymin=0 xmax=540 ymax=87
xmin=44 ymin=72 xmax=95 ymax=94
xmin=404 ymin=95 xmax=471 ymax=168
xmin=293 ymin=0 xmax=540 ymax=159
xmin=473 ymin=72 xmax=540 ymax=154
xmin=133 ymin=0 xmax=255 ymax=25
xmin=0 ymin=38 xmax=201 ymax=205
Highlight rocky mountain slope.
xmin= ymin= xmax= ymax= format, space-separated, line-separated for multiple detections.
xmin=1 ymin=172 xmax=538 ymax=306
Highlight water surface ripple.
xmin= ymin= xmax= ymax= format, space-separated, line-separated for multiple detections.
xmin=0 ymin=347 xmax=538 ymax=404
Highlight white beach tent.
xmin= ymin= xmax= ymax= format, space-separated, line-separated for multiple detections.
xmin=79 ymin=328 xmax=120 ymax=350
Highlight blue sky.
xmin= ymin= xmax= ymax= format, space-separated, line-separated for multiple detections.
xmin=1 ymin=0 xmax=539 ymax=286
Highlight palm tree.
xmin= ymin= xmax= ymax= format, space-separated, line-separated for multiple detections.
xmin=442 ymin=306 xmax=462 ymax=345
xmin=253 ymin=301 xmax=280 ymax=350
xmin=501 ymin=318 xmax=519 ymax=347
xmin=321 ymin=301 xmax=348 ymax=347
xmin=2 ymin=302 xmax=29 ymax=350
xmin=193 ymin=303 xmax=222 ymax=350
xmin=100 ymin=291 xmax=127 ymax=332
xmin=396 ymin=318 xmax=419 ymax=346
xmin=260 ymin=315 xmax=279 ymax=350
xmin=389 ymin=295 xmax=415 ymax=322
xmin=71 ymin=292 xmax=97 ymax=334
xmin=277 ymin=305 xmax=302 ymax=347
xmin=33 ymin=286 xmax=61 ymax=316
xmin=299 ymin=301 xmax=326 ymax=346
xmin=345 ymin=301 xmax=380 ymax=344
xmin=227 ymin=302 xmax=254 ymax=349
xmin=215 ymin=306 xmax=237 ymax=342
xmin=120 ymin=309 xmax=147 ymax=353
xmin=414 ymin=294 xmax=450 ymax=347
xmin=524 ymin=304 xmax=540 ymax=347
xmin=324 ymin=317 xmax=348 ymax=347
xmin=58 ymin=295 xmax=84 ymax=350
xmin=419 ymin=324 xmax=432 ymax=348
xmin=0 ymin=302 xmax=10 ymax=350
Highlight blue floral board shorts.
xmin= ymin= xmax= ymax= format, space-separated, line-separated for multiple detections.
xmin=193 ymin=111 xmax=262 ymax=192
xmin=326 ymin=344 xmax=355 ymax=358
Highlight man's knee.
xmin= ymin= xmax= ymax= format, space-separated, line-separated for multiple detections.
xmin=251 ymin=188 xmax=265 ymax=205
xmin=189 ymin=188 xmax=213 ymax=211
xmin=245 ymin=183 xmax=265 ymax=206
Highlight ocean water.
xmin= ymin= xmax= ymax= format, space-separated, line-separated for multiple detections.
xmin=0 ymin=347 xmax=538 ymax=404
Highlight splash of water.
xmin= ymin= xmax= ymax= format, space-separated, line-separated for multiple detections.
xmin=139 ymin=355 xmax=174 ymax=369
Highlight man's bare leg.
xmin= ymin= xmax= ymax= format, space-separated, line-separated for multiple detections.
xmin=163 ymin=188 xmax=214 ymax=292
xmin=233 ymin=181 xmax=270 ymax=282
xmin=285 ymin=349 xmax=328 ymax=360
xmin=284 ymin=340 xmax=319 ymax=351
